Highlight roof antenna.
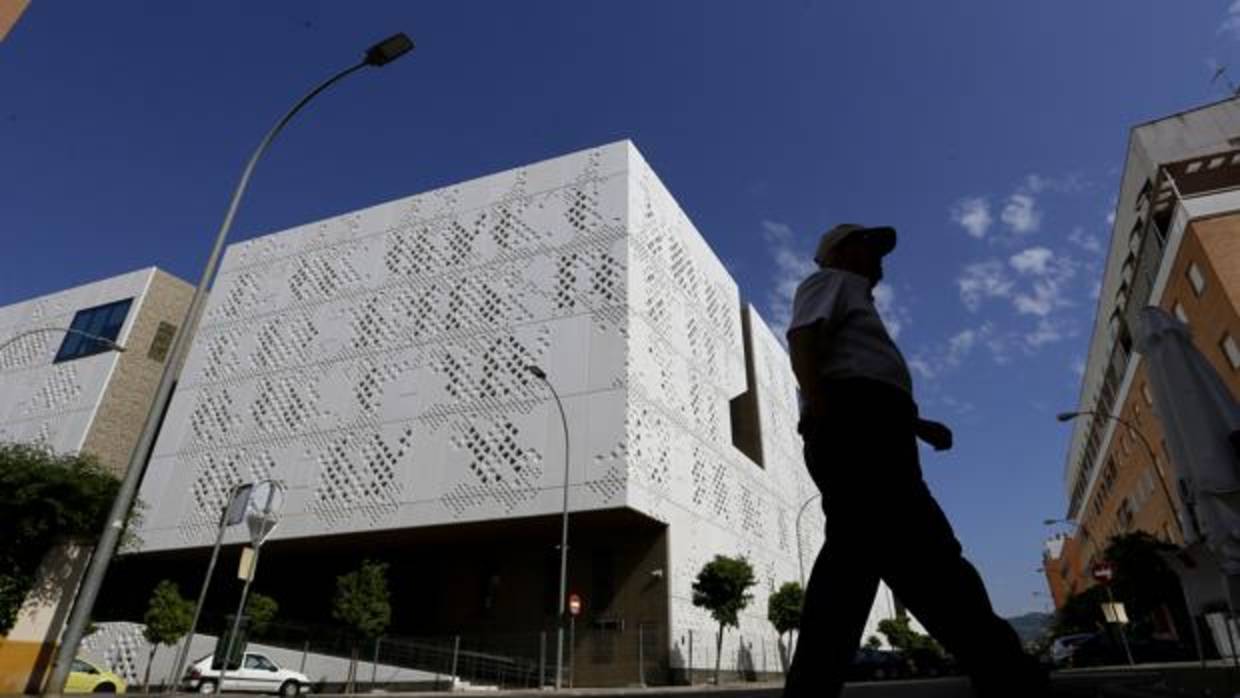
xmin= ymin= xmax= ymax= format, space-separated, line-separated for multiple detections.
xmin=1210 ymin=64 xmax=1240 ymax=97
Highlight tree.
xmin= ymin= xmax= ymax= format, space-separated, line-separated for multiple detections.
xmin=766 ymin=581 xmax=803 ymax=671
xmin=692 ymin=555 xmax=756 ymax=685
xmin=878 ymin=614 xmax=947 ymax=672
xmin=332 ymin=560 xmax=391 ymax=693
xmin=141 ymin=580 xmax=193 ymax=691
xmin=245 ymin=593 xmax=279 ymax=638
xmin=865 ymin=635 xmax=883 ymax=649
xmin=0 ymin=443 xmax=120 ymax=633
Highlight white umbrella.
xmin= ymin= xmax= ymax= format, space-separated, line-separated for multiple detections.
xmin=1138 ymin=305 xmax=1240 ymax=605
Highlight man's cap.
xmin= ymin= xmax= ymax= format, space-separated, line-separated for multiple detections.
xmin=813 ymin=223 xmax=897 ymax=266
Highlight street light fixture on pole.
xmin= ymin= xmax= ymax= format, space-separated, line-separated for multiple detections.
xmin=44 ymin=33 xmax=414 ymax=694
xmin=1042 ymin=518 xmax=1077 ymax=528
xmin=794 ymin=492 xmax=822 ymax=588
xmin=526 ymin=365 xmax=571 ymax=689
xmin=0 ymin=327 xmax=127 ymax=358
xmin=1056 ymin=410 xmax=1186 ymax=542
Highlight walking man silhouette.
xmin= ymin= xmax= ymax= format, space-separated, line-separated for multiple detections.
xmin=782 ymin=224 xmax=1045 ymax=697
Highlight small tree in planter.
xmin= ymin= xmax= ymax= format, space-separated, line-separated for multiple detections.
xmin=245 ymin=592 xmax=279 ymax=638
xmin=692 ymin=555 xmax=756 ymax=685
xmin=141 ymin=580 xmax=194 ymax=691
xmin=332 ymin=560 xmax=391 ymax=693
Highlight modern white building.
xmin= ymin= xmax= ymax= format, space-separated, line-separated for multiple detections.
xmin=0 ymin=268 xmax=192 ymax=694
xmin=121 ymin=142 xmax=904 ymax=685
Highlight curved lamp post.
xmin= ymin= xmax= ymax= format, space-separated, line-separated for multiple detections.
xmin=45 ymin=33 xmax=414 ymax=694
xmin=794 ymin=492 xmax=822 ymax=587
xmin=1057 ymin=410 xmax=1185 ymax=542
xmin=526 ymin=365 xmax=571 ymax=689
xmin=0 ymin=327 xmax=126 ymax=358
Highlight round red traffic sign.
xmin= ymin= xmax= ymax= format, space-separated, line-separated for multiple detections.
xmin=568 ymin=593 xmax=583 ymax=617
xmin=1092 ymin=563 xmax=1114 ymax=582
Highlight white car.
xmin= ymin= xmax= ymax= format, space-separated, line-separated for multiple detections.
xmin=184 ymin=652 xmax=310 ymax=696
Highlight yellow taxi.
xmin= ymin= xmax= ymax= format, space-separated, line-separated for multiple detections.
xmin=64 ymin=657 xmax=127 ymax=693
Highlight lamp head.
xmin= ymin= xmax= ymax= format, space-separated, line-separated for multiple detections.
xmin=526 ymin=365 xmax=547 ymax=380
xmin=365 ymin=33 xmax=414 ymax=67
xmin=1056 ymin=411 xmax=1080 ymax=423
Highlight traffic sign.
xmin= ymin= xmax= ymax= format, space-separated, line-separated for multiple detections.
xmin=568 ymin=593 xmax=583 ymax=617
xmin=1092 ymin=563 xmax=1114 ymax=583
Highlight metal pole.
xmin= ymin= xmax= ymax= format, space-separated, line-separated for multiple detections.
xmin=300 ymin=639 xmax=309 ymax=674
xmin=0 ymin=327 xmax=126 ymax=358
xmin=539 ymin=631 xmax=547 ymax=687
xmin=44 ymin=53 xmax=384 ymax=693
xmin=450 ymin=635 xmax=460 ymax=684
xmin=371 ymin=637 xmax=380 ymax=688
xmin=1180 ymin=582 xmax=1206 ymax=670
xmin=794 ymin=493 xmax=821 ymax=587
xmin=1105 ymin=585 xmax=1135 ymax=666
xmin=169 ymin=486 xmax=240 ymax=691
xmin=219 ymin=544 xmax=263 ymax=689
xmin=688 ymin=629 xmax=694 ymax=686
xmin=568 ymin=615 xmax=575 ymax=689
xmin=528 ymin=367 xmax=571 ymax=690
xmin=638 ymin=623 xmax=645 ymax=687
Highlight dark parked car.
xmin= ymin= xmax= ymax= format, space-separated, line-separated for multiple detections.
xmin=849 ymin=647 xmax=910 ymax=681
xmin=1067 ymin=632 xmax=1194 ymax=667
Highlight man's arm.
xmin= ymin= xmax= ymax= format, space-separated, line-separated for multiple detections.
xmin=789 ymin=323 xmax=827 ymax=419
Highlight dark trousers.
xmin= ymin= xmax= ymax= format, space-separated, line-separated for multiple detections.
xmin=783 ymin=378 xmax=1037 ymax=698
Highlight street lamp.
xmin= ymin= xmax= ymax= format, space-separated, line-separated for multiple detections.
xmin=526 ymin=364 xmax=571 ymax=689
xmin=1042 ymin=518 xmax=1077 ymax=527
xmin=0 ymin=327 xmax=126 ymax=358
xmin=794 ymin=492 xmax=822 ymax=587
xmin=1056 ymin=410 xmax=1185 ymax=542
xmin=44 ymin=33 xmax=414 ymax=693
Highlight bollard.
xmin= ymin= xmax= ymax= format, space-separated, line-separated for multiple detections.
xmin=450 ymin=635 xmax=461 ymax=685
xmin=299 ymin=638 xmax=310 ymax=674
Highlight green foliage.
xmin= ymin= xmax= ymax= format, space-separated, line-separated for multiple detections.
xmin=0 ymin=442 xmax=120 ymax=633
xmin=866 ymin=635 xmax=883 ymax=649
xmin=142 ymin=580 xmax=194 ymax=646
xmin=332 ymin=560 xmax=391 ymax=642
xmin=1052 ymin=585 xmax=1108 ymax=636
xmin=767 ymin=581 xmax=804 ymax=636
xmin=878 ymin=615 xmax=945 ymax=658
xmin=692 ymin=555 xmax=757 ymax=629
xmin=245 ymin=593 xmax=279 ymax=637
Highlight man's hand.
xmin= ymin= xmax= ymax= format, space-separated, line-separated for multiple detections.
xmin=916 ymin=418 xmax=953 ymax=452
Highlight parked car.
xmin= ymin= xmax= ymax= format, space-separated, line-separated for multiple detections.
xmin=1049 ymin=633 xmax=1094 ymax=667
xmin=849 ymin=647 xmax=910 ymax=681
xmin=1066 ymin=632 xmax=1194 ymax=668
xmin=183 ymin=652 xmax=310 ymax=696
xmin=65 ymin=657 xmax=127 ymax=693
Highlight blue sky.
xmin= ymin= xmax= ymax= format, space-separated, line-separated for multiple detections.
xmin=4 ymin=1 xmax=1240 ymax=617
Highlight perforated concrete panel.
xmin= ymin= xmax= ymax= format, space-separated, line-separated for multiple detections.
xmin=0 ymin=269 xmax=153 ymax=456
xmin=134 ymin=142 xmax=896 ymax=673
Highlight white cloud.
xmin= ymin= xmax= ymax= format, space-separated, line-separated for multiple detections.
xmin=1001 ymin=193 xmax=1041 ymax=235
xmin=957 ymin=260 xmax=1014 ymax=312
xmin=762 ymin=220 xmax=816 ymax=331
xmin=1024 ymin=317 xmax=1065 ymax=348
xmin=1068 ymin=226 xmax=1105 ymax=256
xmin=1009 ymin=247 xmax=1054 ymax=275
xmin=1090 ymin=279 xmax=1102 ymax=300
xmin=1105 ymin=210 xmax=1116 ymax=226
xmin=1222 ymin=0 xmax=1240 ymax=39
xmin=1071 ymin=356 xmax=1086 ymax=377
xmin=946 ymin=328 xmax=977 ymax=365
xmin=908 ymin=357 xmax=935 ymax=381
xmin=952 ymin=197 xmax=993 ymax=239
xmin=872 ymin=282 xmax=911 ymax=339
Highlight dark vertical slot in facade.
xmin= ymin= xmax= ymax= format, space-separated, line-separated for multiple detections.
xmin=729 ymin=304 xmax=765 ymax=467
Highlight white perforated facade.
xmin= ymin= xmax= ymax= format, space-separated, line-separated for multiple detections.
xmin=132 ymin=142 xmax=900 ymax=676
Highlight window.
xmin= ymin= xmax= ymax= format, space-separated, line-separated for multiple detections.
xmin=54 ymin=298 xmax=133 ymax=363
xmin=1187 ymin=262 xmax=1206 ymax=297
xmin=1173 ymin=302 xmax=1189 ymax=325
xmin=1222 ymin=333 xmax=1240 ymax=371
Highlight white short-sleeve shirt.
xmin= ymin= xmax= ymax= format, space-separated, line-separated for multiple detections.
xmin=786 ymin=268 xmax=913 ymax=395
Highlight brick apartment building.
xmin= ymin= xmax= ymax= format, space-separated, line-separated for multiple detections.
xmin=1044 ymin=98 xmax=1240 ymax=607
